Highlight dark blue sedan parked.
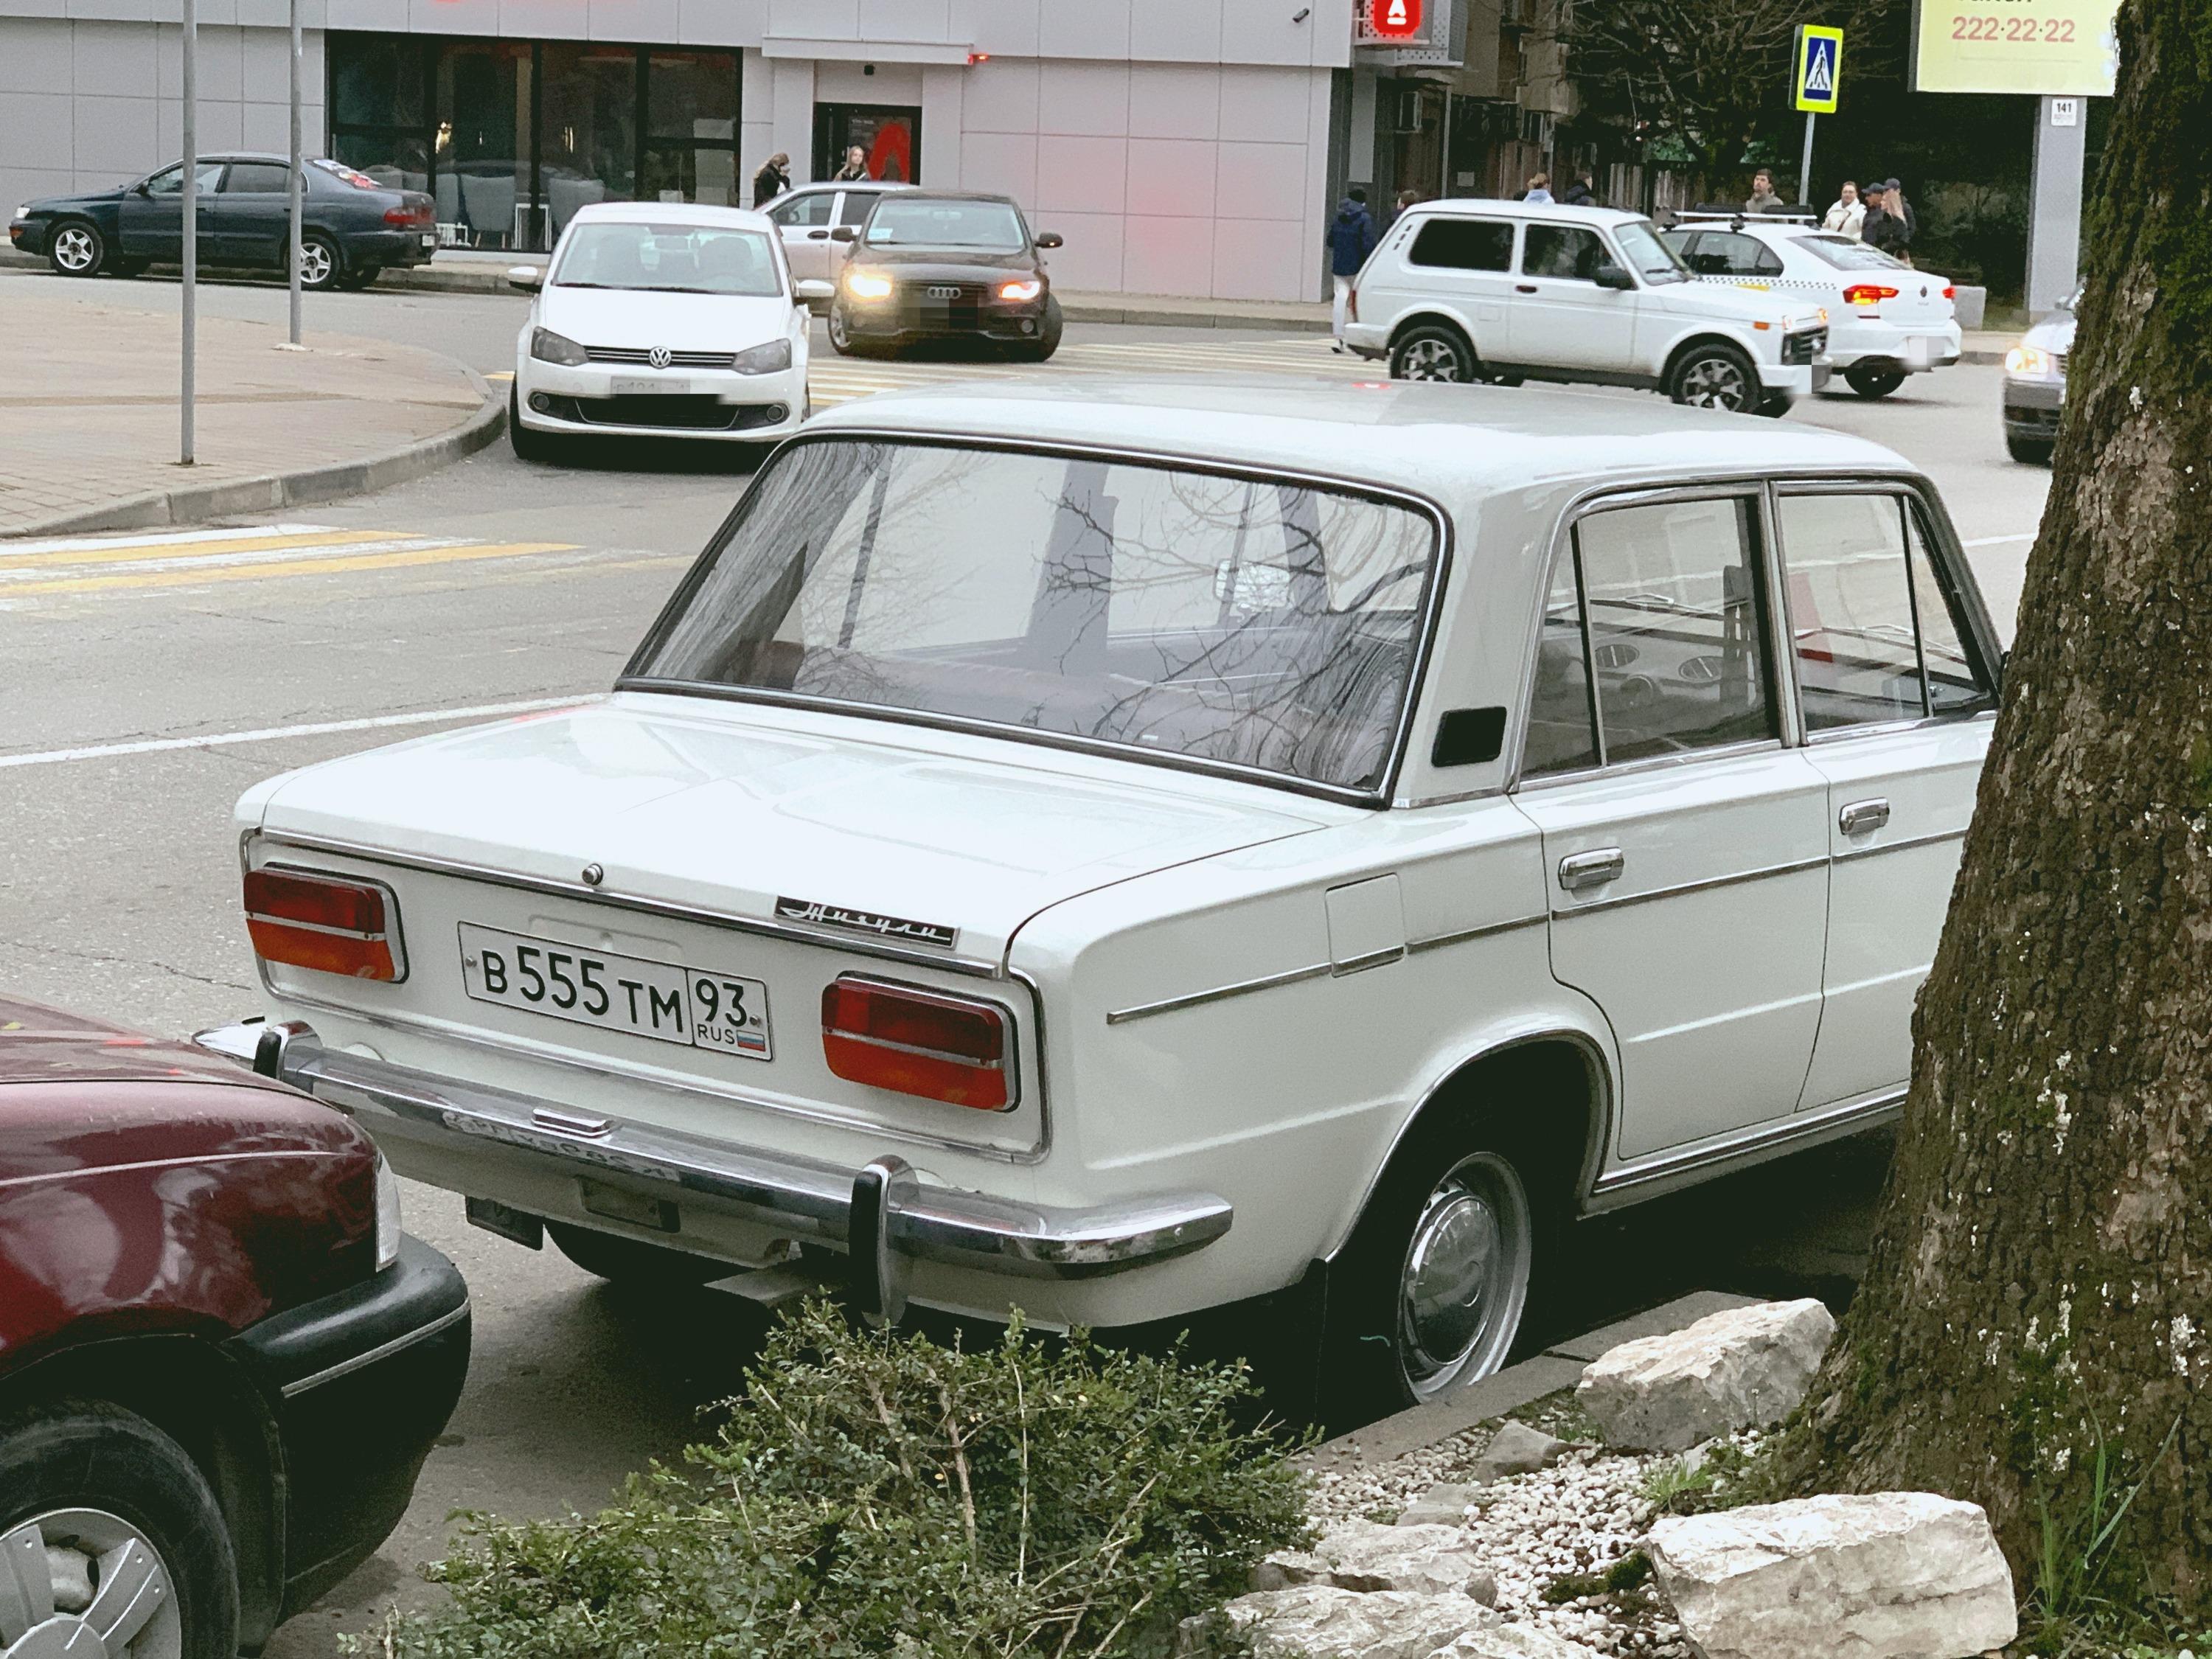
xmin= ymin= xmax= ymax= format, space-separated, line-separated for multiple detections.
xmin=9 ymin=153 xmax=437 ymax=291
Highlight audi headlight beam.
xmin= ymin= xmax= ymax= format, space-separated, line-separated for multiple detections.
xmin=845 ymin=269 xmax=894 ymax=301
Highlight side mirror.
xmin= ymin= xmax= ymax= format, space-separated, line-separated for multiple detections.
xmin=1593 ymin=264 xmax=1635 ymax=291
xmin=830 ymin=225 xmax=857 ymax=243
xmin=506 ymin=265 xmax=543 ymax=293
xmin=1034 ymin=232 xmax=1064 ymax=250
xmin=794 ymin=279 xmax=835 ymax=305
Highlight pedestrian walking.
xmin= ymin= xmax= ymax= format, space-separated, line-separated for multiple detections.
xmin=753 ymin=151 xmax=791 ymax=206
xmin=1559 ymin=169 xmax=1596 ymax=206
xmin=1327 ymin=187 xmax=1380 ymax=335
xmin=1390 ymin=187 xmax=1422 ymax=228
xmin=832 ymin=145 xmax=870 ymax=183
xmin=1885 ymin=177 xmax=1918 ymax=263
xmin=1863 ymin=181 xmax=1909 ymax=261
xmin=1521 ymin=172 xmax=1554 ymax=203
xmin=1823 ymin=181 xmax=1865 ymax=240
xmin=1744 ymin=168 xmax=1784 ymax=214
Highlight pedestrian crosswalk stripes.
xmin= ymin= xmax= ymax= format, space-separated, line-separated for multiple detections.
xmin=0 ymin=524 xmax=579 ymax=600
xmin=804 ymin=335 xmax=1367 ymax=408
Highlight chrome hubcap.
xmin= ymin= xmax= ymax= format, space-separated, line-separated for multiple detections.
xmin=1397 ymin=1153 xmax=1531 ymax=1397
xmin=53 ymin=229 xmax=94 ymax=271
xmin=299 ymin=243 xmax=333 ymax=284
xmin=0 ymin=1511 xmax=181 ymax=1659
xmin=1399 ymin=338 xmax=1464 ymax=382
xmin=1681 ymin=357 xmax=1751 ymax=410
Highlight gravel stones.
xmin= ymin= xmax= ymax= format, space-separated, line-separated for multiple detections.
xmin=1470 ymin=1420 xmax=1571 ymax=1482
xmin=1646 ymin=1492 xmax=2017 ymax=1659
xmin=1397 ymin=1482 xmax=1492 ymax=1527
xmin=1576 ymin=1299 xmax=1837 ymax=1453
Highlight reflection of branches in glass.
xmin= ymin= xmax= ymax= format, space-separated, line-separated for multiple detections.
xmin=636 ymin=441 xmax=1435 ymax=790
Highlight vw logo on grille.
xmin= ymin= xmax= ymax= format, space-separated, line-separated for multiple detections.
xmin=648 ymin=346 xmax=672 ymax=369
xmin=927 ymin=285 xmax=962 ymax=299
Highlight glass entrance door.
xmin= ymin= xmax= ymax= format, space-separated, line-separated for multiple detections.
xmin=812 ymin=104 xmax=922 ymax=184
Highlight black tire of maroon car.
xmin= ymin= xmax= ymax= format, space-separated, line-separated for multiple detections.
xmin=0 ymin=1399 xmax=241 ymax=1657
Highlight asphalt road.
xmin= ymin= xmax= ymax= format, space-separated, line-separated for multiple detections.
xmin=0 ymin=268 xmax=2048 ymax=1653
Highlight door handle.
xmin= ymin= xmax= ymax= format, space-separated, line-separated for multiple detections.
xmin=1558 ymin=848 xmax=1625 ymax=892
xmin=1515 ymin=283 xmax=1539 ymax=293
xmin=1838 ymin=797 xmax=1891 ymax=835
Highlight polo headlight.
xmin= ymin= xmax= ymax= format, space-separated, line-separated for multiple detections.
xmin=844 ymin=268 xmax=894 ymax=301
xmin=731 ymin=338 xmax=793 ymax=375
xmin=529 ymin=326 xmax=588 ymax=366
xmin=374 ymin=1151 xmax=402 ymax=1272
xmin=2006 ymin=344 xmax=2053 ymax=378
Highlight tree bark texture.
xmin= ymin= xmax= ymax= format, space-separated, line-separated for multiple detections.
xmin=1781 ymin=0 xmax=2211 ymax=1611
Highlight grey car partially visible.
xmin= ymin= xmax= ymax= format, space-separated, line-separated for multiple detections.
xmin=2001 ymin=285 xmax=2079 ymax=465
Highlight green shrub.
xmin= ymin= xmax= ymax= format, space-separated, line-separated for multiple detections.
xmin=348 ymin=1302 xmax=1311 ymax=1659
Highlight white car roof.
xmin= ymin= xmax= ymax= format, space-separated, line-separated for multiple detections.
xmin=564 ymin=201 xmax=776 ymax=231
xmin=805 ymin=378 xmax=1915 ymax=510
xmin=775 ymin=180 xmax=917 ymax=197
xmin=1406 ymin=199 xmax=1652 ymax=228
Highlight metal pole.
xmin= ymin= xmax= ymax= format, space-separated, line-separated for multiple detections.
xmin=180 ymin=0 xmax=196 ymax=465
xmin=1437 ymin=88 xmax=1453 ymax=200
xmin=288 ymin=0 xmax=302 ymax=344
xmin=1798 ymin=111 xmax=1816 ymax=207
xmin=2025 ymin=95 xmax=2087 ymax=315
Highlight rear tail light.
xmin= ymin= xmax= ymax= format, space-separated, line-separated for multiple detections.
xmin=821 ymin=976 xmax=1012 ymax=1110
xmin=244 ymin=869 xmax=406 ymax=981
xmin=383 ymin=204 xmax=433 ymax=227
xmin=1842 ymin=283 xmax=1900 ymax=306
xmin=1942 ymin=285 xmax=1956 ymax=299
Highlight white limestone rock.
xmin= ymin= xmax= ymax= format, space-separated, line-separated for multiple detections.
xmin=1253 ymin=1519 xmax=1498 ymax=1601
xmin=1576 ymin=1298 xmax=1837 ymax=1452
xmin=1470 ymin=1420 xmax=1571 ymax=1483
xmin=1426 ymin=1625 xmax=1613 ymax=1659
xmin=1210 ymin=1585 xmax=1500 ymax=1659
xmin=1646 ymin=1492 xmax=2018 ymax=1659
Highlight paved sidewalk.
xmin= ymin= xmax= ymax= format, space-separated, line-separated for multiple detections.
xmin=0 ymin=288 xmax=501 ymax=538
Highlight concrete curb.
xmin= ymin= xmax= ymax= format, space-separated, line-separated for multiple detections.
xmin=2 ymin=365 xmax=507 ymax=540
xmin=1305 ymin=1290 xmax=1758 ymax=1468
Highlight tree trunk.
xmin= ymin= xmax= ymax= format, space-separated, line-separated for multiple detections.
xmin=1778 ymin=0 xmax=2211 ymax=1615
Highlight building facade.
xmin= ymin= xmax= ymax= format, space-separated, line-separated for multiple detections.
xmin=1 ymin=0 xmax=1401 ymax=302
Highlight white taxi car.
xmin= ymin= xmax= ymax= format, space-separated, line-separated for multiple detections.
xmin=1340 ymin=201 xmax=1830 ymax=416
xmin=506 ymin=202 xmax=830 ymax=458
xmin=197 ymin=379 xmax=2002 ymax=1410
xmin=1659 ymin=213 xmax=1963 ymax=400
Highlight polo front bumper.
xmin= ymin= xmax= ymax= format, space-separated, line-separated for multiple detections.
xmin=193 ymin=1020 xmax=1233 ymax=1315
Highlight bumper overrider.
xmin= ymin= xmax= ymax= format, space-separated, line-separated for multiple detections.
xmin=195 ymin=1019 xmax=1234 ymax=1320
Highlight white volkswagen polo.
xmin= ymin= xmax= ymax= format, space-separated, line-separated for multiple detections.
xmin=198 ymin=380 xmax=2003 ymax=1413
xmin=507 ymin=202 xmax=827 ymax=458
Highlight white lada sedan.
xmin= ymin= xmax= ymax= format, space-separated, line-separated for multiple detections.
xmin=197 ymin=380 xmax=2004 ymax=1410
xmin=506 ymin=201 xmax=829 ymax=459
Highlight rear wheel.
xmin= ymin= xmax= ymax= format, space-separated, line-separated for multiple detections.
xmin=0 ymin=1402 xmax=240 ymax=1659
xmin=47 ymin=220 xmax=105 ymax=278
xmin=1390 ymin=324 xmax=1477 ymax=383
xmin=297 ymin=234 xmax=341 ymax=292
xmin=2006 ymin=431 xmax=2055 ymax=465
xmin=549 ymin=1222 xmax=730 ymax=1286
xmin=1667 ymin=342 xmax=1762 ymax=413
xmin=1844 ymin=362 xmax=1907 ymax=399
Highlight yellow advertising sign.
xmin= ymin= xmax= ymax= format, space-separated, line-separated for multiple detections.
xmin=1913 ymin=0 xmax=2122 ymax=94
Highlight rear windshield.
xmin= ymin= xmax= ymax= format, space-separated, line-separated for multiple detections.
xmin=630 ymin=441 xmax=1441 ymax=795
xmin=1796 ymin=234 xmax=1907 ymax=271
xmin=552 ymin=223 xmax=782 ymax=296
xmin=865 ymin=199 xmax=1026 ymax=251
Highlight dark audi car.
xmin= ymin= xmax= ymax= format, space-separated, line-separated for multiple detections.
xmin=0 ymin=997 xmax=469 ymax=1656
xmin=10 ymin=153 xmax=437 ymax=291
xmin=827 ymin=190 xmax=1064 ymax=360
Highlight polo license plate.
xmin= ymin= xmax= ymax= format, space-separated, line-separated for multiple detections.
xmin=457 ymin=922 xmax=771 ymax=1060
xmin=610 ymin=376 xmax=693 ymax=395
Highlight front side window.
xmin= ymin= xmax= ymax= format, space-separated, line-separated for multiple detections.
xmin=1528 ymin=497 xmax=1776 ymax=771
xmin=1521 ymin=225 xmax=1608 ymax=282
xmin=552 ymin=223 xmax=782 ymax=296
xmin=147 ymin=162 xmax=227 ymax=196
xmin=1408 ymin=218 xmax=1514 ymax=272
xmin=768 ymin=191 xmax=833 ymax=229
xmin=865 ymin=199 xmax=1026 ymax=251
xmin=630 ymin=441 xmax=1441 ymax=794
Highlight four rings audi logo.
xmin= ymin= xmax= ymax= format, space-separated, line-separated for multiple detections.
xmin=927 ymin=285 xmax=963 ymax=299
xmin=648 ymin=346 xmax=672 ymax=369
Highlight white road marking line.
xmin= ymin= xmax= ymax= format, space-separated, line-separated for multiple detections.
xmin=0 ymin=522 xmax=341 ymax=556
xmin=0 ymin=696 xmax=602 ymax=771
xmin=0 ymin=537 xmax=457 ymax=583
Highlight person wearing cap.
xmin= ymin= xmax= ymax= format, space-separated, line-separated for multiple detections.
xmin=1864 ymin=181 xmax=1910 ymax=260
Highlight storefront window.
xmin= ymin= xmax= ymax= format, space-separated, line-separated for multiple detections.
xmin=437 ymin=41 xmax=530 ymax=249
xmin=644 ymin=52 xmax=740 ymax=206
xmin=542 ymin=43 xmax=639 ymax=240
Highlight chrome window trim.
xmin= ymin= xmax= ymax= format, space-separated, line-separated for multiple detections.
xmin=1585 ymin=1085 xmax=1905 ymax=1209
xmin=1548 ymin=853 xmax=1829 ymax=918
xmin=238 ymin=831 xmax=1054 ymax=1165
xmin=617 ymin=426 xmax=1458 ymax=812
xmin=1507 ymin=734 xmax=1787 ymax=795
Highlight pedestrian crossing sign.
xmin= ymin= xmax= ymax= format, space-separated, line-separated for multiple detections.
xmin=1795 ymin=26 xmax=1843 ymax=113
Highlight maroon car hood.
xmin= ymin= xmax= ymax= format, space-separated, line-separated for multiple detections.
xmin=0 ymin=995 xmax=275 ymax=1088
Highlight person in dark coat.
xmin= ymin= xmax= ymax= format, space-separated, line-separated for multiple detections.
xmin=1559 ymin=170 xmax=1596 ymax=206
xmin=1863 ymin=182 xmax=1909 ymax=260
xmin=752 ymin=152 xmax=791 ymax=207
xmin=1327 ymin=187 xmax=1380 ymax=334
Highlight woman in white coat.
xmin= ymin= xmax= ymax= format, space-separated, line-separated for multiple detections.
xmin=1823 ymin=180 xmax=1866 ymax=240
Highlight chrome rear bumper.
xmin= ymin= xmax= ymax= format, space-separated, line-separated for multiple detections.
xmin=194 ymin=1020 xmax=1231 ymax=1304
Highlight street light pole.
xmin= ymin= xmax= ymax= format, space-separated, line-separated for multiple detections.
xmin=180 ymin=0 xmax=197 ymax=465
xmin=287 ymin=0 xmax=302 ymax=345
xmin=1798 ymin=111 xmax=1817 ymax=208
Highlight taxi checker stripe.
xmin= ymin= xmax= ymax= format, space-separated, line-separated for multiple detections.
xmin=1 ymin=540 xmax=580 ymax=597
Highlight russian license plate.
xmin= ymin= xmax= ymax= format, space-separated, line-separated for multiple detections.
xmin=610 ymin=376 xmax=692 ymax=395
xmin=419 ymin=232 xmax=437 ymax=250
xmin=457 ymin=922 xmax=771 ymax=1060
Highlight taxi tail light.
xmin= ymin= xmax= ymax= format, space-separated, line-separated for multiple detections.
xmin=244 ymin=869 xmax=402 ymax=981
xmin=1942 ymin=284 xmax=1956 ymax=299
xmin=1842 ymin=283 xmax=1899 ymax=305
xmin=821 ymin=978 xmax=1009 ymax=1110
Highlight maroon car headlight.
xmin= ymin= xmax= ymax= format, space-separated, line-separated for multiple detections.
xmin=375 ymin=1152 xmax=402 ymax=1270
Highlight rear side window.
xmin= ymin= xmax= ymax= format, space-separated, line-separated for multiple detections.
xmin=1407 ymin=218 xmax=1514 ymax=272
xmin=221 ymin=162 xmax=293 ymax=194
xmin=1521 ymin=226 xmax=1609 ymax=282
xmin=1683 ymin=232 xmax=1784 ymax=278
xmin=835 ymin=190 xmax=881 ymax=226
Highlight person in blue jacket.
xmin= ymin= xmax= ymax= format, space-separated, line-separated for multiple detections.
xmin=1328 ymin=187 xmax=1380 ymax=334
